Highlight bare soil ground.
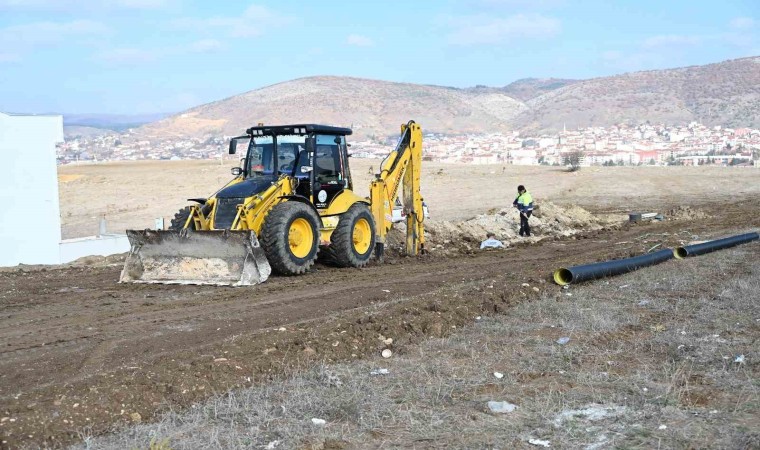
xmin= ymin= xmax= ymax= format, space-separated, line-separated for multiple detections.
xmin=75 ymin=243 xmax=760 ymax=450
xmin=57 ymin=160 xmax=760 ymax=238
xmin=0 ymin=161 xmax=757 ymax=448
xmin=2 ymin=195 xmax=759 ymax=448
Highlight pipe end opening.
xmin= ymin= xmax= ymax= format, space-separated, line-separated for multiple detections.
xmin=553 ymin=268 xmax=573 ymax=286
xmin=674 ymin=247 xmax=688 ymax=259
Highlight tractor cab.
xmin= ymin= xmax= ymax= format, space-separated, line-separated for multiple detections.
xmin=229 ymin=124 xmax=353 ymax=209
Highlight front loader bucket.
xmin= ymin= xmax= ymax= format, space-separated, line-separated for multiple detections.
xmin=119 ymin=230 xmax=271 ymax=286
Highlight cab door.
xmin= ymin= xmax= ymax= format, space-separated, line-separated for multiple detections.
xmin=312 ymin=134 xmax=348 ymax=209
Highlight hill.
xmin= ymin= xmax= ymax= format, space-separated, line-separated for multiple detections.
xmin=500 ymin=77 xmax=579 ymax=101
xmin=64 ymin=125 xmax=117 ymax=139
xmin=137 ymin=57 xmax=760 ymax=139
xmin=64 ymin=113 xmax=169 ymax=131
xmin=516 ymin=57 xmax=760 ymax=131
xmin=138 ymin=76 xmax=527 ymax=141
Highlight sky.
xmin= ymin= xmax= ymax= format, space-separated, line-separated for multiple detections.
xmin=0 ymin=0 xmax=757 ymax=115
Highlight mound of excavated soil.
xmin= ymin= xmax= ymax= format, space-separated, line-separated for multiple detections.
xmin=667 ymin=205 xmax=710 ymax=221
xmin=420 ymin=202 xmax=624 ymax=253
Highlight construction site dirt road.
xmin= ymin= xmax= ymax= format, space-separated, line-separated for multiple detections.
xmin=1 ymin=198 xmax=758 ymax=448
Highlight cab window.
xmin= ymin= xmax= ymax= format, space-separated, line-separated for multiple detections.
xmin=276 ymin=135 xmax=306 ymax=175
xmin=315 ymin=135 xmax=342 ymax=184
xmin=248 ymin=136 xmax=274 ymax=175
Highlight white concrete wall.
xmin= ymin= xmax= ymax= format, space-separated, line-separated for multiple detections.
xmin=59 ymin=234 xmax=131 ymax=264
xmin=0 ymin=113 xmax=64 ymax=266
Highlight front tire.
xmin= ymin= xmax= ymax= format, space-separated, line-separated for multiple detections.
xmin=330 ymin=204 xmax=376 ymax=268
xmin=169 ymin=206 xmax=196 ymax=231
xmin=261 ymin=202 xmax=320 ymax=275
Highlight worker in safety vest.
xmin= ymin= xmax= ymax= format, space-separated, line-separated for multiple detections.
xmin=512 ymin=185 xmax=534 ymax=237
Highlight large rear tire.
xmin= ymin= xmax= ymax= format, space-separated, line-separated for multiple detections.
xmin=330 ymin=204 xmax=376 ymax=268
xmin=169 ymin=206 xmax=196 ymax=231
xmin=261 ymin=202 xmax=320 ymax=275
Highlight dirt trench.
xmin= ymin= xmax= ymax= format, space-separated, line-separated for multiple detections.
xmin=0 ymin=198 xmax=758 ymax=448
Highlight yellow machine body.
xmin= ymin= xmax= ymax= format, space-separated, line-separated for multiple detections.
xmin=120 ymin=122 xmax=425 ymax=286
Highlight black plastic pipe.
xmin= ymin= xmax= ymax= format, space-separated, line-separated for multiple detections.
xmin=553 ymin=248 xmax=674 ymax=286
xmin=674 ymin=232 xmax=759 ymax=259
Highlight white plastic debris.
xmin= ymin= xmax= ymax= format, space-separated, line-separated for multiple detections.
xmin=266 ymin=440 xmax=280 ymax=449
xmin=475 ymin=316 xmax=482 ymax=321
xmin=734 ymin=354 xmax=746 ymax=364
xmin=311 ymin=418 xmax=326 ymax=426
xmin=658 ymin=424 xmax=667 ymax=430
xmin=528 ymin=438 xmax=551 ymax=447
xmin=370 ymin=368 xmax=389 ymax=376
xmin=487 ymin=401 xmax=518 ymax=413
xmin=553 ymin=405 xmax=626 ymax=427
xmin=493 ymin=372 xmax=504 ymax=379
xmin=565 ymin=293 xmax=573 ymax=297
xmin=522 ymin=283 xmax=530 ymax=287
xmin=381 ymin=349 xmax=392 ymax=358
xmin=556 ymin=337 xmax=570 ymax=345
xmin=382 ymin=289 xmax=390 ymax=293
xmin=278 ymin=327 xmax=286 ymax=332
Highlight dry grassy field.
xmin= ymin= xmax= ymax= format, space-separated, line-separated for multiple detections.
xmin=58 ymin=159 xmax=760 ymax=238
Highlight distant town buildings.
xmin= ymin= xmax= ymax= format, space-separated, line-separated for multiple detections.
xmin=58 ymin=122 xmax=760 ymax=167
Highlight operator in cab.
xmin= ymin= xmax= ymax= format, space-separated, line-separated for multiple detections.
xmin=513 ymin=185 xmax=534 ymax=237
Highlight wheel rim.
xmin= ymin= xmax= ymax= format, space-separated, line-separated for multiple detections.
xmin=352 ymin=217 xmax=372 ymax=255
xmin=289 ymin=218 xmax=314 ymax=259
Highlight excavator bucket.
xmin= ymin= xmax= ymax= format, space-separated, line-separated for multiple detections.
xmin=119 ymin=229 xmax=271 ymax=286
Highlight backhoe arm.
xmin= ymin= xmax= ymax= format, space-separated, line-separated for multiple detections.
xmin=370 ymin=121 xmax=425 ymax=260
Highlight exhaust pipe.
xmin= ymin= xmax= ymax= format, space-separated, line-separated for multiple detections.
xmin=674 ymin=232 xmax=759 ymax=259
xmin=553 ymin=248 xmax=674 ymax=286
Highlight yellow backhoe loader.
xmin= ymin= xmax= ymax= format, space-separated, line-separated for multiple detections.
xmin=119 ymin=121 xmax=425 ymax=286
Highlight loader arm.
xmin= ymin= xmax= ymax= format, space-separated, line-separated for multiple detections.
xmin=370 ymin=120 xmax=425 ymax=260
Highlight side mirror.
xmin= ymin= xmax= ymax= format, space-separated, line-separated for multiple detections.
xmin=231 ymin=167 xmax=243 ymax=176
xmin=229 ymin=140 xmax=237 ymax=155
xmin=334 ymin=136 xmax=342 ymax=144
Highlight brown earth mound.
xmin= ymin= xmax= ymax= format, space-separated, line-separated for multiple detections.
xmin=667 ymin=205 xmax=710 ymax=221
xmin=422 ymin=202 xmax=625 ymax=253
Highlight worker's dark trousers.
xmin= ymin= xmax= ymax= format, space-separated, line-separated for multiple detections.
xmin=519 ymin=211 xmax=532 ymax=236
